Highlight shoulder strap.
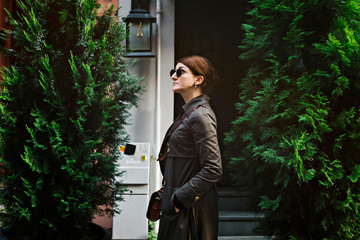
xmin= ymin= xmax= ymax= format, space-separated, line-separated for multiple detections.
xmin=157 ymin=104 xmax=202 ymax=161
xmin=169 ymin=104 xmax=202 ymax=135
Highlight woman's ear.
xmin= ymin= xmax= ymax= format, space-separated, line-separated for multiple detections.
xmin=195 ymin=75 xmax=204 ymax=86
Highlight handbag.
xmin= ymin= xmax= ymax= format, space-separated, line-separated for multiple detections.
xmin=146 ymin=187 xmax=163 ymax=221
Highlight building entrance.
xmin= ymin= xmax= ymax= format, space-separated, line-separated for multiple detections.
xmin=174 ymin=0 xmax=251 ymax=185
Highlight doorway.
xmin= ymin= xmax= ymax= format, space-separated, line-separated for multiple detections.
xmin=174 ymin=0 xmax=251 ymax=185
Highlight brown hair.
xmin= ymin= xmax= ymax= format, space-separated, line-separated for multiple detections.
xmin=177 ymin=55 xmax=217 ymax=94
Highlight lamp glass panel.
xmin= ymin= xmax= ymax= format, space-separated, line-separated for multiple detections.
xmin=129 ymin=21 xmax=151 ymax=51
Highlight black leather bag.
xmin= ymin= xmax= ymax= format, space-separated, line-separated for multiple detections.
xmin=146 ymin=187 xmax=163 ymax=221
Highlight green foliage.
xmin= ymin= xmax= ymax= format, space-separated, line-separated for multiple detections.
xmin=225 ymin=0 xmax=360 ymax=239
xmin=147 ymin=221 xmax=157 ymax=240
xmin=0 ymin=0 xmax=143 ymax=239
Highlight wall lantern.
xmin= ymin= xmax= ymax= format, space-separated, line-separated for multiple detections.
xmin=124 ymin=0 xmax=156 ymax=57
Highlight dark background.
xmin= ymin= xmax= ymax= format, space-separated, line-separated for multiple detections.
xmin=174 ymin=0 xmax=251 ymax=185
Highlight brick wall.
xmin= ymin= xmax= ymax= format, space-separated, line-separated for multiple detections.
xmin=97 ymin=0 xmax=119 ymax=15
xmin=0 ymin=0 xmax=13 ymax=72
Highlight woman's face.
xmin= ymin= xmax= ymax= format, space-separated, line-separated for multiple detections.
xmin=171 ymin=63 xmax=198 ymax=94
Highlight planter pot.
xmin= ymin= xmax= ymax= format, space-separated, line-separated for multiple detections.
xmin=0 ymin=228 xmax=6 ymax=240
xmin=0 ymin=222 xmax=111 ymax=240
xmin=88 ymin=222 xmax=111 ymax=240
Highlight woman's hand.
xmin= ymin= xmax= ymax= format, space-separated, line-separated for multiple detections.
xmin=175 ymin=207 xmax=180 ymax=213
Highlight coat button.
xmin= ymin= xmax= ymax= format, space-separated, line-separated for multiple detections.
xmin=195 ymin=196 xmax=200 ymax=201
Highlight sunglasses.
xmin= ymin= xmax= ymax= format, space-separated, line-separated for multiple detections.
xmin=170 ymin=68 xmax=185 ymax=78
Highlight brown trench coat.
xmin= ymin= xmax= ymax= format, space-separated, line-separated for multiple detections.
xmin=158 ymin=95 xmax=223 ymax=240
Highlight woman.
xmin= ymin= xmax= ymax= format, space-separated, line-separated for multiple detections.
xmin=157 ymin=55 xmax=223 ymax=240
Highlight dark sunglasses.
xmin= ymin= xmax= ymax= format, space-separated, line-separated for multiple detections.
xmin=170 ymin=68 xmax=185 ymax=78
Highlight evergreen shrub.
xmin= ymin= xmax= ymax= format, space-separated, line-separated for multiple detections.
xmin=0 ymin=0 xmax=143 ymax=239
xmin=225 ymin=0 xmax=360 ymax=239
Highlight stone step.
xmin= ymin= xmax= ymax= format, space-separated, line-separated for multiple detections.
xmin=218 ymin=236 xmax=270 ymax=240
xmin=218 ymin=187 xmax=252 ymax=212
xmin=218 ymin=187 xmax=249 ymax=197
xmin=218 ymin=211 xmax=265 ymax=236
xmin=219 ymin=211 xmax=265 ymax=221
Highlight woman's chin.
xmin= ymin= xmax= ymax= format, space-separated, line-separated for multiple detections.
xmin=172 ymin=87 xmax=181 ymax=93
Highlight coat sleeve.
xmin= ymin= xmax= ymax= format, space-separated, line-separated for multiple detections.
xmin=174 ymin=108 xmax=223 ymax=209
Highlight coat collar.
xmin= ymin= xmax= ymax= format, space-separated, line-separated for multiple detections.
xmin=182 ymin=94 xmax=210 ymax=114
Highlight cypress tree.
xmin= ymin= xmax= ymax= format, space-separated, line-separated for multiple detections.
xmin=225 ymin=0 xmax=360 ymax=239
xmin=0 ymin=0 xmax=142 ymax=239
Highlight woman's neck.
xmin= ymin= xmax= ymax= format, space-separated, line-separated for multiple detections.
xmin=181 ymin=91 xmax=202 ymax=103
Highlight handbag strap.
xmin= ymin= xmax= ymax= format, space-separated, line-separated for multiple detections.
xmin=169 ymin=104 xmax=202 ymax=136
xmin=157 ymin=104 xmax=202 ymax=161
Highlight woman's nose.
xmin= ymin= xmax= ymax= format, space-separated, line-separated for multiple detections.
xmin=171 ymin=74 xmax=177 ymax=80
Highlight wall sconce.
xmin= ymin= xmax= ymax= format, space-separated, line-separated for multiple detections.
xmin=124 ymin=0 xmax=156 ymax=57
